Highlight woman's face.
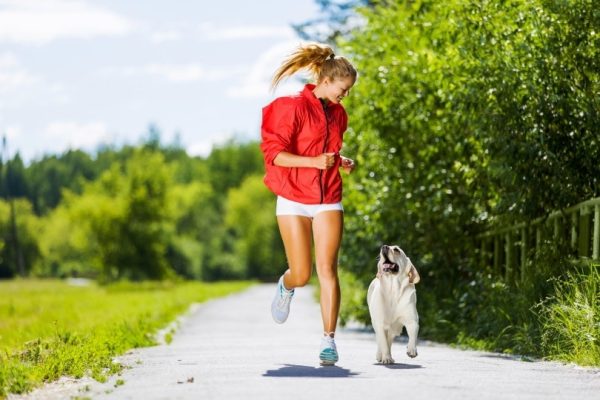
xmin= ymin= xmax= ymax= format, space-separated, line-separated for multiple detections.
xmin=322 ymin=76 xmax=355 ymax=104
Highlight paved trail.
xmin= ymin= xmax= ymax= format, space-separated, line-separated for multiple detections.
xmin=14 ymin=284 xmax=600 ymax=400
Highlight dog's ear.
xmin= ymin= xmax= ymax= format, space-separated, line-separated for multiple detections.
xmin=407 ymin=258 xmax=420 ymax=284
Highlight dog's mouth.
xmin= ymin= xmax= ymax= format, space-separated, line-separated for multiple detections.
xmin=380 ymin=245 xmax=400 ymax=274
xmin=381 ymin=262 xmax=399 ymax=273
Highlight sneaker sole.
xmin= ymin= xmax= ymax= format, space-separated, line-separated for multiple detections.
xmin=271 ymin=303 xmax=288 ymax=324
xmin=319 ymin=351 xmax=338 ymax=366
xmin=319 ymin=360 xmax=337 ymax=366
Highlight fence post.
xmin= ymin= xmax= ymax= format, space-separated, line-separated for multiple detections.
xmin=594 ymin=204 xmax=599 ymax=260
xmin=571 ymin=212 xmax=578 ymax=252
xmin=580 ymin=209 xmax=591 ymax=257
xmin=480 ymin=238 xmax=486 ymax=266
xmin=506 ymin=232 xmax=513 ymax=281
xmin=521 ymin=227 xmax=527 ymax=283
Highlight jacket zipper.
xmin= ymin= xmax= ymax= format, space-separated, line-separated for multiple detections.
xmin=319 ymin=100 xmax=329 ymax=204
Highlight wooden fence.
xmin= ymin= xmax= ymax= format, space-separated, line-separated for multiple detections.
xmin=477 ymin=197 xmax=600 ymax=282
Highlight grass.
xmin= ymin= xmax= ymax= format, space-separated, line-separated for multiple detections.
xmin=0 ymin=279 xmax=253 ymax=398
xmin=537 ymin=263 xmax=600 ymax=366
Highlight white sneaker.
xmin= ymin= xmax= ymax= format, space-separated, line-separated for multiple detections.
xmin=319 ymin=336 xmax=339 ymax=366
xmin=271 ymin=276 xmax=294 ymax=324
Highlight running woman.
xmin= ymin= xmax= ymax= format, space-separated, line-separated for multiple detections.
xmin=260 ymin=42 xmax=357 ymax=366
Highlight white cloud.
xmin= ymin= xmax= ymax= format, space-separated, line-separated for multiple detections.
xmin=0 ymin=52 xmax=17 ymax=68
xmin=101 ymin=63 xmax=244 ymax=83
xmin=0 ymin=0 xmax=134 ymax=45
xmin=145 ymin=23 xmax=294 ymax=46
xmin=227 ymin=40 xmax=310 ymax=99
xmin=44 ymin=121 xmax=111 ymax=150
xmin=0 ymin=67 xmax=38 ymax=88
xmin=150 ymin=30 xmax=182 ymax=44
xmin=197 ymin=23 xmax=295 ymax=41
xmin=3 ymin=124 xmax=21 ymax=141
xmin=144 ymin=64 xmax=242 ymax=83
xmin=0 ymin=52 xmax=39 ymax=91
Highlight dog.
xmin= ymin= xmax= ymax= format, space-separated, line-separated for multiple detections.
xmin=367 ymin=244 xmax=420 ymax=364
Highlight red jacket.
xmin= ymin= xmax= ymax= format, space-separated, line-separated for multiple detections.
xmin=261 ymin=84 xmax=348 ymax=204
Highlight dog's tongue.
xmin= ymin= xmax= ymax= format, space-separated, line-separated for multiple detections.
xmin=382 ymin=263 xmax=399 ymax=273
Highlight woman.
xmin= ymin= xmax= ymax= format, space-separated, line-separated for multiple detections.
xmin=260 ymin=43 xmax=357 ymax=366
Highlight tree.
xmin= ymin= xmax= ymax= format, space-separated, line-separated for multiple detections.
xmin=205 ymin=139 xmax=264 ymax=199
xmin=293 ymin=0 xmax=374 ymax=43
xmin=0 ymin=199 xmax=40 ymax=278
xmin=25 ymin=150 xmax=96 ymax=214
xmin=224 ymin=175 xmax=286 ymax=280
xmin=51 ymin=149 xmax=177 ymax=281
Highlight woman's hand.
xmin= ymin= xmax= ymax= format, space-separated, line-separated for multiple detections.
xmin=313 ymin=152 xmax=336 ymax=170
xmin=340 ymin=156 xmax=355 ymax=174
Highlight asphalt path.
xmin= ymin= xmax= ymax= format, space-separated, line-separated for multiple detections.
xmin=12 ymin=284 xmax=600 ymax=400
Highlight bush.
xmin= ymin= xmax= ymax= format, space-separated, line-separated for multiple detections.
xmin=537 ymin=261 xmax=600 ymax=366
xmin=332 ymin=0 xmax=599 ymax=365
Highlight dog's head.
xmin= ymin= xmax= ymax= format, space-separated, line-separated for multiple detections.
xmin=378 ymin=245 xmax=420 ymax=283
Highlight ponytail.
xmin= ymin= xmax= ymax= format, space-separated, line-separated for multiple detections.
xmin=271 ymin=42 xmax=357 ymax=90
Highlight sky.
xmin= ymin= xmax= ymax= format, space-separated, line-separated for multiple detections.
xmin=0 ymin=0 xmax=322 ymax=163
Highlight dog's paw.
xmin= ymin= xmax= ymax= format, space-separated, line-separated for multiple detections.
xmin=380 ymin=355 xmax=395 ymax=364
xmin=407 ymin=347 xmax=418 ymax=358
xmin=376 ymin=350 xmax=382 ymax=363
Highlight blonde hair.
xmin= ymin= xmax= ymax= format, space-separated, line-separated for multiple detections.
xmin=271 ymin=43 xmax=357 ymax=90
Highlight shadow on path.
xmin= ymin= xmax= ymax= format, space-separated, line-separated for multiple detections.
xmin=377 ymin=363 xmax=422 ymax=370
xmin=263 ymin=364 xmax=360 ymax=378
xmin=478 ymin=354 xmax=534 ymax=362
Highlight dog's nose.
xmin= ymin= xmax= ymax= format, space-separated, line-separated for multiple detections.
xmin=381 ymin=245 xmax=388 ymax=252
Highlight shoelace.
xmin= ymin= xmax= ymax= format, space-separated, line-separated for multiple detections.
xmin=277 ymin=286 xmax=293 ymax=306
xmin=322 ymin=336 xmax=336 ymax=349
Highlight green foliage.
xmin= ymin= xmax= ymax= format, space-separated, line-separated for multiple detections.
xmin=0 ymin=199 xmax=41 ymax=278
xmin=338 ymin=269 xmax=370 ymax=326
xmin=340 ymin=0 xmax=492 ymax=286
xmin=205 ymin=140 xmax=264 ymax=199
xmin=0 ymin=279 xmax=253 ymax=397
xmin=537 ymin=261 xmax=600 ymax=366
xmin=167 ymin=182 xmax=217 ymax=279
xmin=23 ymin=150 xmax=97 ymax=214
xmin=36 ymin=150 xmax=176 ymax=281
xmin=328 ymin=0 xmax=599 ymax=365
xmin=0 ymin=132 xmax=273 ymax=282
xmin=1 ymin=154 xmax=28 ymax=199
xmin=223 ymin=175 xmax=286 ymax=280
xmin=458 ymin=0 xmax=600 ymax=217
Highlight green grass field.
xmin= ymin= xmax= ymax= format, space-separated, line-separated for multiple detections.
xmin=0 ymin=279 xmax=253 ymax=398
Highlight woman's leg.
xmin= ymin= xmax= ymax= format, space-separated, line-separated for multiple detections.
xmin=277 ymin=215 xmax=313 ymax=289
xmin=312 ymin=211 xmax=343 ymax=336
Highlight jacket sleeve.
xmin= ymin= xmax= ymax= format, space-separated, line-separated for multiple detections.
xmin=260 ymin=98 xmax=298 ymax=166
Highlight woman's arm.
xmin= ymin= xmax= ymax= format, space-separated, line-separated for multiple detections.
xmin=274 ymin=152 xmax=336 ymax=169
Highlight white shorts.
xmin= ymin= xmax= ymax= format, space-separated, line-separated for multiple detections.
xmin=276 ymin=196 xmax=343 ymax=218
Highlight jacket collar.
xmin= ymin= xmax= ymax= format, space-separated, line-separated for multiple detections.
xmin=302 ymin=83 xmax=337 ymax=110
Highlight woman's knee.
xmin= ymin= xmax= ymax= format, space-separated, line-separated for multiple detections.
xmin=287 ymin=268 xmax=311 ymax=287
xmin=316 ymin=264 xmax=338 ymax=282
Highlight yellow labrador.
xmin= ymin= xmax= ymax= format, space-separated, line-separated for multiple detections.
xmin=367 ymin=245 xmax=420 ymax=364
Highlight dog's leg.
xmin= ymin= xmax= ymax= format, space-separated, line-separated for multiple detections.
xmin=374 ymin=327 xmax=394 ymax=364
xmin=405 ymin=320 xmax=419 ymax=358
xmin=386 ymin=328 xmax=398 ymax=363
